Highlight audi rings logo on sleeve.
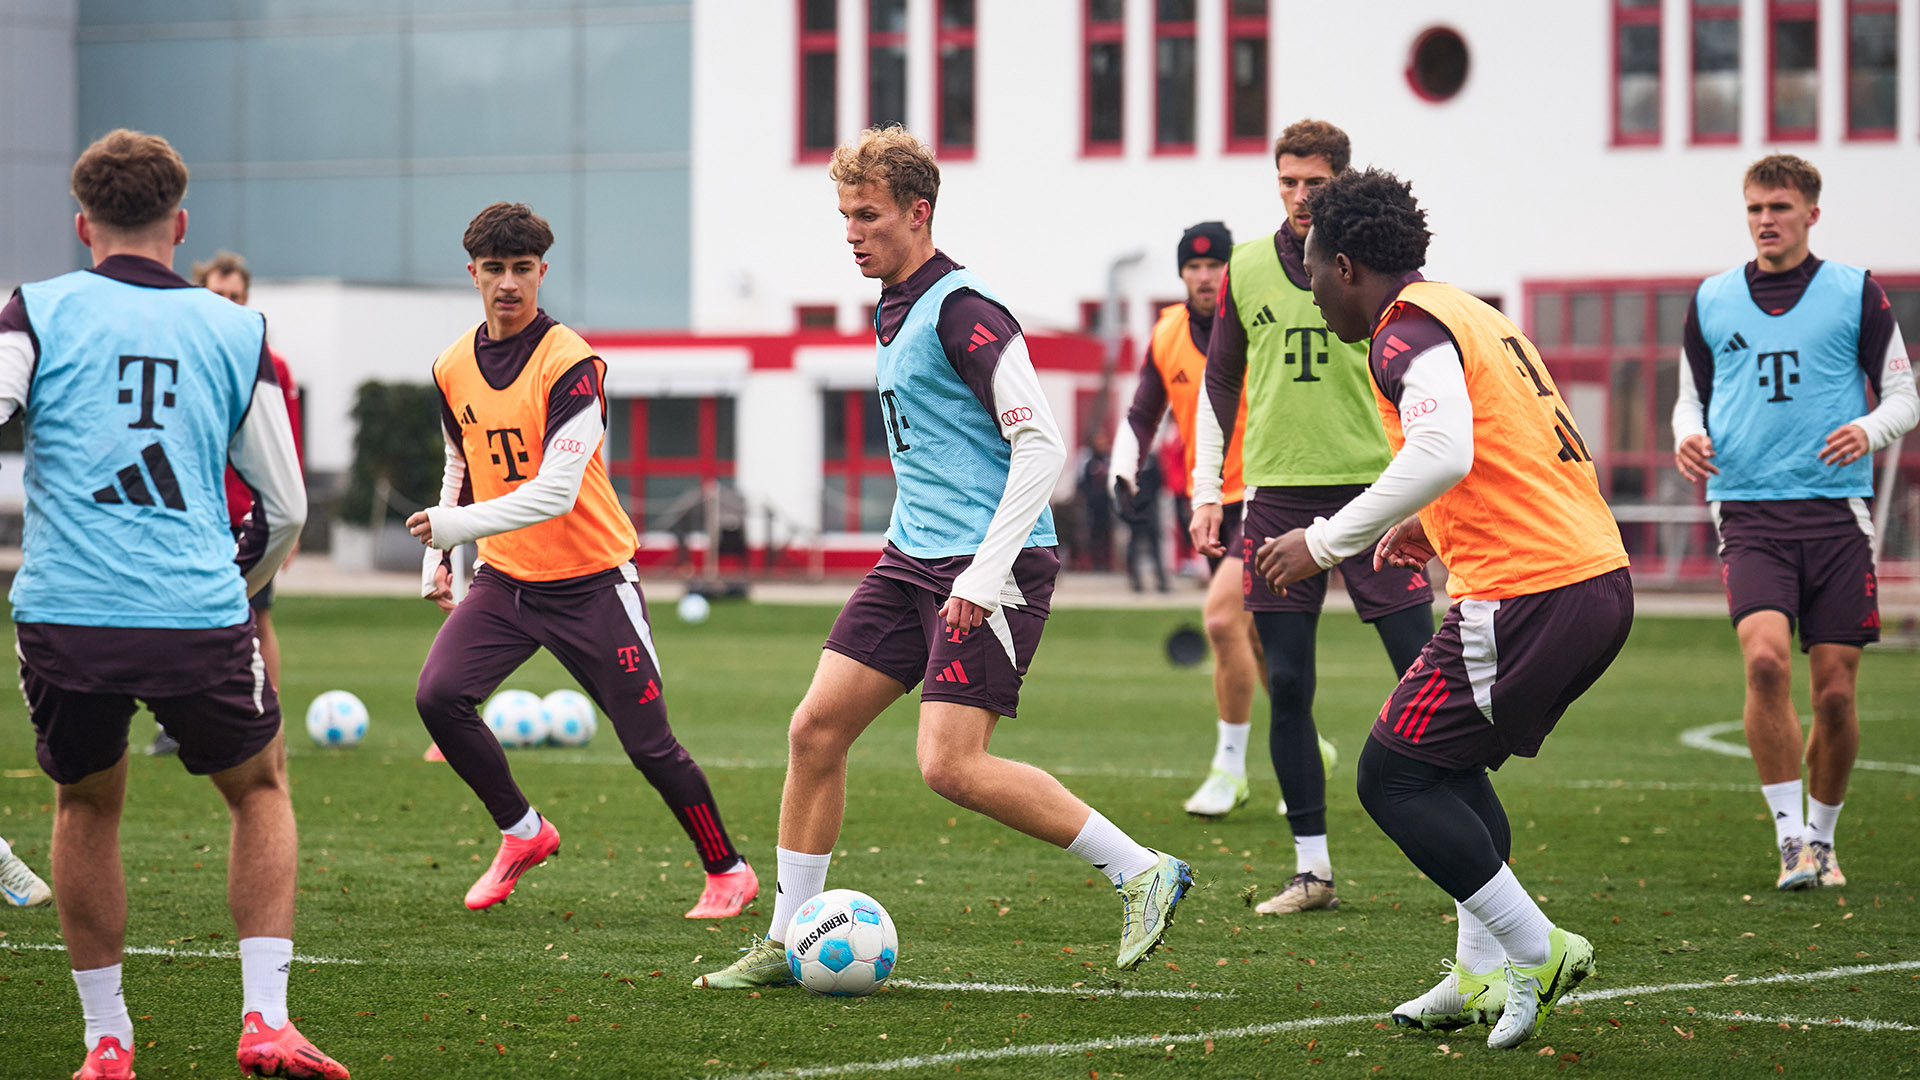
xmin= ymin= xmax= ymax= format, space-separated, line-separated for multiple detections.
xmin=1000 ymin=407 xmax=1033 ymax=426
xmin=1402 ymin=398 xmax=1439 ymax=419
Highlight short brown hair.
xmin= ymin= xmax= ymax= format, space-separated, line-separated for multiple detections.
xmin=829 ymin=125 xmax=941 ymax=223
xmin=1744 ymin=153 xmax=1822 ymax=204
xmin=191 ymin=249 xmax=250 ymax=290
xmin=1273 ymin=118 xmax=1351 ymax=173
xmin=463 ymin=202 xmax=555 ymax=260
xmin=71 ymin=129 xmax=189 ymax=230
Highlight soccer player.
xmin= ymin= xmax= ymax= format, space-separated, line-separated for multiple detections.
xmin=407 ymin=202 xmax=755 ymax=918
xmin=695 ymin=126 xmax=1191 ymax=989
xmin=1109 ymin=221 xmax=1269 ymax=816
xmin=1257 ymin=168 xmax=1632 ymax=1049
xmin=0 ymin=835 xmax=52 ymax=907
xmin=4 ymin=129 xmax=344 ymax=1079
xmin=149 ymin=250 xmax=304 ymax=758
xmin=1190 ymin=119 xmax=1433 ymax=914
xmin=1671 ymin=155 xmax=1917 ymax=891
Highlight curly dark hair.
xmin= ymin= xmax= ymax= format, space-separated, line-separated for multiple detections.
xmin=1303 ymin=168 xmax=1429 ymax=275
xmin=463 ymin=202 xmax=554 ymax=260
xmin=71 ymin=129 xmax=188 ymax=230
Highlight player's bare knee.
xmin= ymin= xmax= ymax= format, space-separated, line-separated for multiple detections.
xmin=1742 ymin=647 xmax=1792 ymax=694
xmin=917 ymin=751 xmax=975 ymax=805
xmin=1809 ymin=684 xmax=1856 ymax=725
xmin=787 ymin=704 xmax=852 ymax=764
xmin=1203 ymin=610 xmax=1242 ymax=649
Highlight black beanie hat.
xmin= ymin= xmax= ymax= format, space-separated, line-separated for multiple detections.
xmin=1177 ymin=221 xmax=1233 ymax=270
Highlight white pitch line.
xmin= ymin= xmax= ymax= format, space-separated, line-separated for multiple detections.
xmin=1681 ymin=721 xmax=1920 ymax=775
xmin=1565 ymin=959 xmax=1920 ymax=1005
xmin=738 ymin=959 xmax=1920 ymax=1079
xmin=1696 ymin=1011 xmax=1920 ymax=1033
xmin=6 ymin=942 xmax=362 ymax=965
xmin=888 ymin=979 xmax=1234 ymax=1000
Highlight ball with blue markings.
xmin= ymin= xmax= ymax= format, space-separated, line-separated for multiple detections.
xmin=304 ymin=690 xmax=369 ymax=747
xmin=483 ymin=689 xmax=549 ymax=748
xmin=543 ymin=689 xmax=597 ymax=747
xmin=784 ymin=888 xmax=898 ymax=996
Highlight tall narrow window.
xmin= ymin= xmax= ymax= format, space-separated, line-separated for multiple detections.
xmin=1613 ymin=0 xmax=1662 ymax=145
xmin=1769 ymin=1 xmax=1819 ymax=140
xmin=1084 ymin=0 xmax=1125 ymax=155
xmin=868 ymin=0 xmax=908 ymax=129
xmin=938 ymin=0 xmax=977 ymax=157
xmin=822 ymin=390 xmax=896 ymax=533
xmin=1846 ymin=1 xmax=1898 ymax=138
xmin=1155 ymin=0 xmax=1197 ymax=152
xmin=1224 ymin=0 xmax=1268 ymax=153
xmin=798 ymin=0 xmax=838 ymax=160
xmin=1691 ymin=1 xmax=1741 ymax=142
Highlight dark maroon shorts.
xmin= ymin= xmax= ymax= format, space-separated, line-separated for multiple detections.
xmin=1369 ymin=568 xmax=1633 ymax=771
xmin=1204 ymin=500 xmax=1246 ymax=576
xmin=1721 ymin=532 xmax=1879 ymax=651
xmin=17 ymin=620 xmax=280 ymax=785
xmin=825 ymin=545 xmax=1059 ymax=718
xmin=1241 ymin=486 xmax=1433 ymax=619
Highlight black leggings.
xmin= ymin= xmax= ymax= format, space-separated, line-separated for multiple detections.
xmin=1254 ymin=603 xmax=1432 ymax=837
xmin=1355 ymin=735 xmax=1510 ymax=900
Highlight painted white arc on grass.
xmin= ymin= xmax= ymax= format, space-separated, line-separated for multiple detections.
xmin=6 ymin=942 xmax=362 ymax=965
xmin=1680 ymin=721 xmax=1920 ymax=775
xmin=888 ymin=979 xmax=1233 ymax=1000
xmin=736 ymin=960 xmax=1920 ymax=1079
xmin=1695 ymin=1011 xmax=1920 ymax=1033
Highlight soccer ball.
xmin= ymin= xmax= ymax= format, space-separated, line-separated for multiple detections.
xmin=484 ymin=689 xmax=549 ymax=748
xmin=785 ymin=889 xmax=898 ymax=996
xmin=543 ymin=689 xmax=597 ymax=747
xmin=305 ymin=690 xmax=368 ymax=747
xmin=677 ymin=592 xmax=711 ymax=624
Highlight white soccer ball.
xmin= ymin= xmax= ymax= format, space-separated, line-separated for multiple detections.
xmin=305 ymin=690 xmax=368 ymax=747
xmin=677 ymin=592 xmax=711 ymax=625
xmin=785 ymin=889 xmax=899 ymax=997
xmin=483 ymin=689 xmax=549 ymax=748
xmin=543 ymin=689 xmax=597 ymax=747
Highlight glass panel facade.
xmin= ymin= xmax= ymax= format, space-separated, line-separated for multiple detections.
xmin=1772 ymin=17 xmax=1818 ymax=133
xmin=1848 ymin=10 xmax=1898 ymax=132
xmin=75 ymin=2 xmax=692 ymax=330
xmin=1228 ymin=36 xmax=1267 ymax=141
xmin=1087 ymin=42 xmax=1124 ymax=144
xmin=1691 ymin=10 xmax=1740 ymax=138
xmin=1617 ymin=23 xmax=1661 ymax=137
xmin=647 ymin=397 xmax=701 ymax=459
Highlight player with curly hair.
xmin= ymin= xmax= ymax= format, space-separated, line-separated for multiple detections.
xmin=1190 ymin=120 xmax=1434 ymax=916
xmin=1257 ymin=168 xmax=1632 ymax=1050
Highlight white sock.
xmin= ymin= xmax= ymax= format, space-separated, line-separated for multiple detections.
xmin=711 ymin=856 xmax=748 ymax=875
xmin=1455 ymin=903 xmax=1505 ymax=973
xmin=1211 ymin=720 xmax=1251 ymax=778
xmin=0 ymin=835 xmax=12 ymax=861
xmin=73 ymin=964 xmax=133 ymax=1052
xmin=767 ymin=847 xmax=832 ymax=943
xmin=1293 ymin=834 xmax=1331 ymax=879
xmin=1067 ymin=809 xmax=1159 ymax=887
xmin=1807 ymin=798 xmax=1843 ymax=846
xmin=502 ymin=807 xmax=542 ymax=841
xmin=1461 ymin=865 xmax=1553 ymax=968
xmin=239 ymin=937 xmax=292 ymax=1029
xmin=1761 ymin=779 xmax=1804 ymax=847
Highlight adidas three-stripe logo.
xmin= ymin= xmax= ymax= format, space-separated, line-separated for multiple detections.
xmin=933 ymin=661 xmax=970 ymax=684
xmin=93 ymin=442 xmax=187 ymax=510
xmin=967 ymin=323 xmax=999 ymax=353
xmin=1721 ymin=332 xmax=1749 ymax=354
xmin=1251 ymin=305 xmax=1277 ymax=326
xmin=1170 ymin=370 xmax=1191 ymax=384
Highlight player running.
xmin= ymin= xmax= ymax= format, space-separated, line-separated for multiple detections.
xmin=1109 ymin=221 xmax=1268 ymax=817
xmin=696 ymin=126 xmax=1190 ymax=990
xmin=1259 ymin=169 xmax=1632 ymax=1050
xmin=4 ymin=129 xmax=344 ymax=1079
xmin=0 ymin=835 xmax=52 ymax=907
xmin=1671 ymin=154 xmax=1916 ymax=892
xmin=407 ymin=202 xmax=755 ymax=918
xmin=1190 ymin=119 xmax=1433 ymax=914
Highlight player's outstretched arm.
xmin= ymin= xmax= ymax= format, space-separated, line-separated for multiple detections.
xmin=1110 ymin=350 xmax=1168 ymax=500
xmin=228 ymin=353 xmax=308 ymax=597
xmin=1829 ymin=316 xmax=1917 ymax=464
xmin=0 ymin=292 xmax=33 ymax=428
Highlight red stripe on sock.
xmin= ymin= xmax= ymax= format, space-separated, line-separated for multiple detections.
xmin=696 ymin=804 xmax=732 ymax=860
xmin=685 ymin=803 xmax=723 ymax=862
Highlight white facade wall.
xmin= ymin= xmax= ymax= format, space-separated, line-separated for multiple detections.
xmin=692 ymin=0 xmax=1920 ymax=348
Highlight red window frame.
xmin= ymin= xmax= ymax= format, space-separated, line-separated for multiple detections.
xmin=936 ymin=0 xmax=977 ymax=159
xmin=867 ymin=0 xmax=908 ymax=129
xmin=1611 ymin=0 xmax=1663 ymax=147
xmin=606 ymin=397 xmax=737 ymax=533
xmin=1845 ymin=0 xmax=1898 ymax=140
xmin=1153 ymin=1 xmax=1197 ymax=155
xmin=821 ymin=390 xmax=896 ymax=533
xmin=1689 ymin=0 xmax=1741 ymax=145
xmin=796 ymin=0 xmax=838 ymax=163
xmin=1223 ymin=1 xmax=1268 ymax=154
xmin=1082 ymin=0 xmax=1125 ymax=157
xmin=1767 ymin=0 xmax=1820 ymax=142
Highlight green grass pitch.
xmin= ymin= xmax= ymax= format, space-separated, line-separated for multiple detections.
xmin=3 ymin=597 xmax=1917 ymax=1078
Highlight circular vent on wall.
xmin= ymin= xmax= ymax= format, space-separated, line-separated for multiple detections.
xmin=1406 ymin=27 xmax=1469 ymax=103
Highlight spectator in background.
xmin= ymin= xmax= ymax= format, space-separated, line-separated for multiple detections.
xmin=1076 ymin=430 xmax=1114 ymax=571
xmin=1119 ymin=452 xmax=1169 ymax=593
xmin=150 ymin=251 xmax=303 ymax=757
